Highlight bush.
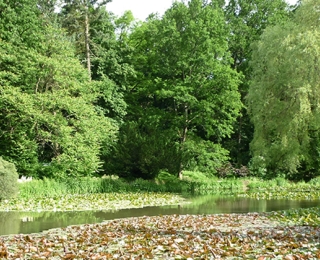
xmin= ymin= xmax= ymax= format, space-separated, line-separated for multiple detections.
xmin=309 ymin=176 xmax=320 ymax=186
xmin=248 ymin=156 xmax=267 ymax=178
xmin=156 ymin=171 xmax=178 ymax=182
xmin=217 ymin=162 xmax=249 ymax=178
xmin=0 ymin=157 xmax=19 ymax=200
xmin=182 ymin=171 xmax=213 ymax=182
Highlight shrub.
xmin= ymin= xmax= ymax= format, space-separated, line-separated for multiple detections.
xmin=0 ymin=157 xmax=19 ymax=200
xmin=217 ymin=162 xmax=249 ymax=178
xmin=275 ymin=176 xmax=288 ymax=187
xmin=309 ymin=176 xmax=320 ymax=186
xmin=182 ymin=171 xmax=213 ymax=182
xmin=156 ymin=171 xmax=178 ymax=182
xmin=131 ymin=178 xmax=166 ymax=192
xmin=248 ymin=156 xmax=267 ymax=178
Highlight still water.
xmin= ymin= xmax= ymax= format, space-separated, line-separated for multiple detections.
xmin=0 ymin=195 xmax=319 ymax=236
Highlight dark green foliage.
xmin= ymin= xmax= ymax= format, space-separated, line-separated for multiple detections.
xmin=0 ymin=157 xmax=18 ymax=200
xmin=59 ymin=0 xmax=112 ymax=62
xmin=89 ymin=10 xmax=134 ymax=123
xmin=121 ymin=0 xmax=242 ymax=178
xmin=105 ymin=122 xmax=180 ymax=179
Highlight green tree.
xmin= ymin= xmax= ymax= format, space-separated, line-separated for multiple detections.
xmin=0 ymin=0 xmax=117 ymax=178
xmin=223 ymin=0 xmax=293 ymax=167
xmin=118 ymin=0 xmax=241 ymax=179
xmin=247 ymin=0 xmax=320 ymax=180
xmin=60 ymin=3 xmax=138 ymax=174
xmin=0 ymin=0 xmax=44 ymax=47
xmin=106 ymin=121 xmax=180 ymax=179
xmin=89 ymin=9 xmax=135 ymax=122
xmin=59 ymin=0 xmax=111 ymax=78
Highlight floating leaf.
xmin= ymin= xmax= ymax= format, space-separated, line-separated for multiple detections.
xmin=1 ymin=213 xmax=320 ymax=258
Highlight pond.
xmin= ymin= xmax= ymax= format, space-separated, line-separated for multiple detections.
xmin=0 ymin=195 xmax=319 ymax=236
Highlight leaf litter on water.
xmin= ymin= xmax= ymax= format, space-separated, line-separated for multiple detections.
xmin=1 ymin=213 xmax=320 ymax=259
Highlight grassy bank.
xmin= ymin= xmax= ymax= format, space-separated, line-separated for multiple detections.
xmin=17 ymin=174 xmax=320 ymax=198
xmin=16 ymin=175 xmax=247 ymax=199
xmin=0 ymin=174 xmax=316 ymax=212
xmin=2 ymin=176 xmax=244 ymax=211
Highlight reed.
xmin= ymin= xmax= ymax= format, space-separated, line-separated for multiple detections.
xmin=17 ymin=174 xmax=317 ymax=199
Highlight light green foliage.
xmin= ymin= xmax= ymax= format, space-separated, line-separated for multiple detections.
xmin=123 ymin=0 xmax=241 ymax=177
xmin=181 ymin=171 xmax=214 ymax=182
xmin=223 ymin=0 xmax=292 ymax=166
xmin=60 ymin=4 xmax=133 ymax=172
xmin=0 ymin=1 xmax=118 ymax=177
xmin=0 ymin=157 xmax=18 ymax=200
xmin=183 ymin=139 xmax=230 ymax=175
xmin=248 ymin=156 xmax=267 ymax=178
xmin=247 ymin=0 xmax=320 ymax=179
xmin=0 ymin=33 xmax=117 ymax=177
xmin=271 ymin=207 xmax=320 ymax=226
xmin=0 ymin=0 xmax=44 ymax=47
xmin=2 ymin=190 xmax=184 ymax=211
xmin=157 ymin=171 xmax=179 ymax=182
xmin=308 ymin=176 xmax=320 ymax=186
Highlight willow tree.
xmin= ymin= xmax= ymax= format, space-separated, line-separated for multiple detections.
xmin=223 ymin=0 xmax=292 ymax=166
xmin=247 ymin=0 xmax=320 ymax=179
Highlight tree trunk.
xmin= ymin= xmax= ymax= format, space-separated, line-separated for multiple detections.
xmin=178 ymin=105 xmax=189 ymax=179
xmin=84 ymin=6 xmax=91 ymax=80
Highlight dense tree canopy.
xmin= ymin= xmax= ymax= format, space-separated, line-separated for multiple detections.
xmin=223 ymin=0 xmax=292 ymax=166
xmin=247 ymin=0 xmax=320 ymax=179
xmin=0 ymin=0 xmax=117 ymax=178
xmin=109 ymin=0 xmax=242 ymax=179
xmin=1 ymin=0 xmax=313 ymax=181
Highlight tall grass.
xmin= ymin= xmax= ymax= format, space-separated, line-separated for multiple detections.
xmin=18 ymin=171 xmax=319 ymax=199
xmin=18 ymin=176 xmax=250 ymax=199
xmin=18 ymin=177 xmax=191 ymax=199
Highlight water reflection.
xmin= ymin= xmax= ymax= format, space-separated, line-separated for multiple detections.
xmin=0 ymin=195 xmax=319 ymax=236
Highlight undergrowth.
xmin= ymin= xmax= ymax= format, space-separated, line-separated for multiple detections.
xmin=17 ymin=172 xmax=320 ymax=199
xmin=18 ymin=176 xmax=246 ymax=199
